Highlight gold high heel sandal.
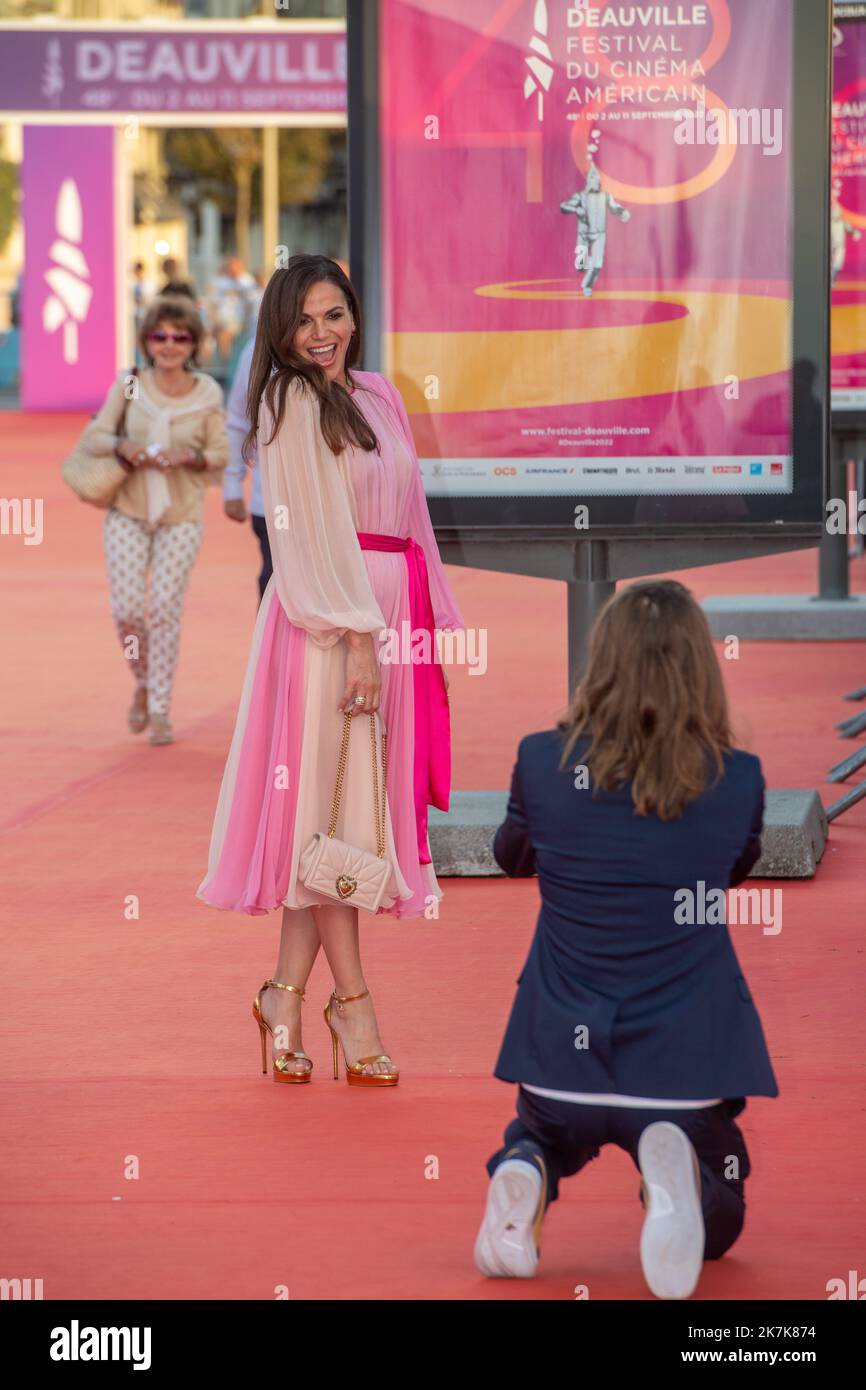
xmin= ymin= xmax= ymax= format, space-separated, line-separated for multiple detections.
xmin=323 ymin=989 xmax=399 ymax=1087
xmin=252 ymin=979 xmax=313 ymax=1084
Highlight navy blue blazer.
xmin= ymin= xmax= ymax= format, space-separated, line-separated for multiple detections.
xmin=492 ymin=729 xmax=779 ymax=1101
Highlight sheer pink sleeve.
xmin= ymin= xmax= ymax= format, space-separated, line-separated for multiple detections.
xmin=380 ymin=376 xmax=466 ymax=633
xmin=258 ymin=377 xmax=387 ymax=649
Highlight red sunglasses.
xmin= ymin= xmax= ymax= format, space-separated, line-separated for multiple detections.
xmin=147 ymin=331 xmax=194 ymax=345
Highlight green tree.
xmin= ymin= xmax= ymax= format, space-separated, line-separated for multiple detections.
xmin=278 ymin=129 xmax=334 ymax=206
xmin=0 ymin=158 xmax=19 ymax=257
xmin=164 ymin=128 xmax=333 ymax=267
xmin=165 ymin=128 xmax=261 ymax=268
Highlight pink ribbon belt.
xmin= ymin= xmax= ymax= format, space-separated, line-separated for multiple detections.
xmin=357 ymin=531 xmax=451 ymax=864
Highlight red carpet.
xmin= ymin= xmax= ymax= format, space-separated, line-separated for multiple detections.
xmin=1 ymin=411 xmax=864 ymax=1300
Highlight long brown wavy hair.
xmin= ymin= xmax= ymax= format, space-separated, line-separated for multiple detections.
xmin=243 ymin=255 xmax=380 ymax=462
xmin=557 ymin=580 xmax=733 ymax=820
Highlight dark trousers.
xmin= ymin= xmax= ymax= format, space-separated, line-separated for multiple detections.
xmin=487 ymin=1086 xmax=751 ymax=1261
xmin=251 ymin=513 xmax=273 ymax=602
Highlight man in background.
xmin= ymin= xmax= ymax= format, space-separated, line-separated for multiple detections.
xmin=207 ymin=258 xmax=257 ymax=368
xmin=223 ymin=335 xmax=271 ymax=602
xmin=130 ymin=261 xmax=154 ymax=364
xmin=158 ymin=257 xmax=197 ymax=300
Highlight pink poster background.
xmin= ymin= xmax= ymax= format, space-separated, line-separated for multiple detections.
xmin=381 ymin=0 xmax=795 ymax=496
xmin=21 ymin=125 xmax=118 ymax=412
xmin=832 ymin=14 xmax=866 ymax=409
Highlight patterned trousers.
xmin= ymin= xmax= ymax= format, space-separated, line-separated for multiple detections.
xmin=103 ymin=508 xmax=203 ymax=718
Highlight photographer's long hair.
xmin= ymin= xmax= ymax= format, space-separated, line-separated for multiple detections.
xmin=557 ymin=580 xmax=733 ymax=820
xmin=243 ymin=255 xmax=380 ymax=462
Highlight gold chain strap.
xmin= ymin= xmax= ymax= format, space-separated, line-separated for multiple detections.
xmin=327 ymin=711 xmax=388 ymax=859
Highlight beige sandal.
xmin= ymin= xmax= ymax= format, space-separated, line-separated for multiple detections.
xmin=148 ymin=714 xmax=174 ymax=745
xmin=128 ymin=690 xmax=149 ymax=734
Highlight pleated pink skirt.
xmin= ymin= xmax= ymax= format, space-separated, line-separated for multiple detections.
xmin=197 ymin=542 xmax=447 ymax=919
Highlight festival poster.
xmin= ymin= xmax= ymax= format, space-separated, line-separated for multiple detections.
xmin=381 ymin=0 xmax=795 ymax=499
xmin=832 ymin=5 xmax=866 ymax=412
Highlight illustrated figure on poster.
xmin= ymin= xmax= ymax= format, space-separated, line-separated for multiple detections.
xmin=560 ymin=164 xmax=631 ymax=298
xmin=831 ymin=192 xmax=861 ymax=287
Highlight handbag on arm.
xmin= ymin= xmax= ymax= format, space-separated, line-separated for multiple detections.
xmin=61 ymin=367 xmax=139 ymax=508
xmin=299 ymin=710 xmax=394 ymax=911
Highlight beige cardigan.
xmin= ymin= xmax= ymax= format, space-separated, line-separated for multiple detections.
xmin=82 ymin=367 xmax=229 ymax=525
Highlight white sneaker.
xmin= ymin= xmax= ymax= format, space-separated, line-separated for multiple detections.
xmin=474 ymin=1157 xmax=547 ymax=1279
xmin=638 ymin=1121 xmax=705 ymax=1300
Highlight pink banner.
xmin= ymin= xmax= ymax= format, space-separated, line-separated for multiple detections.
xmin=832 ymin=12 xmax=866 ymax=410
xmin=0 ymin=26 xmax=345 ymax=117
xmin=21 ymin=125 xmax=118 ymax=412
xmin=382 ymin=0 xmax=795 ymax=501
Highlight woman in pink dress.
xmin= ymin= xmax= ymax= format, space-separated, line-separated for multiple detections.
xmin=197 ymin=256 xmax=465 ymax=1088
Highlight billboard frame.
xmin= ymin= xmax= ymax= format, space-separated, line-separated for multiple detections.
xmin=831 ymin=2 xmax=866 ymax=430
xmin=351 ymin=0 xmax=833 ymax=687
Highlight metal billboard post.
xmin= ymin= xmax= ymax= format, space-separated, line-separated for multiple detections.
xmin=347 ymin=0 xmax=382 ymax=373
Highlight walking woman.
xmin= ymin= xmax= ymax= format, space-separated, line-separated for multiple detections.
xmin=197 ymin=256 xmax=465 ymax=1088
xmin=82 ymin=296 xmax=228 ymax=744
xmin=475 ymin=580 xmax=778 ymax=1299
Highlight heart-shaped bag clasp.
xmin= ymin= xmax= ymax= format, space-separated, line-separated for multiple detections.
xmin=335 ymin=874 xmax=357 ymax=899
